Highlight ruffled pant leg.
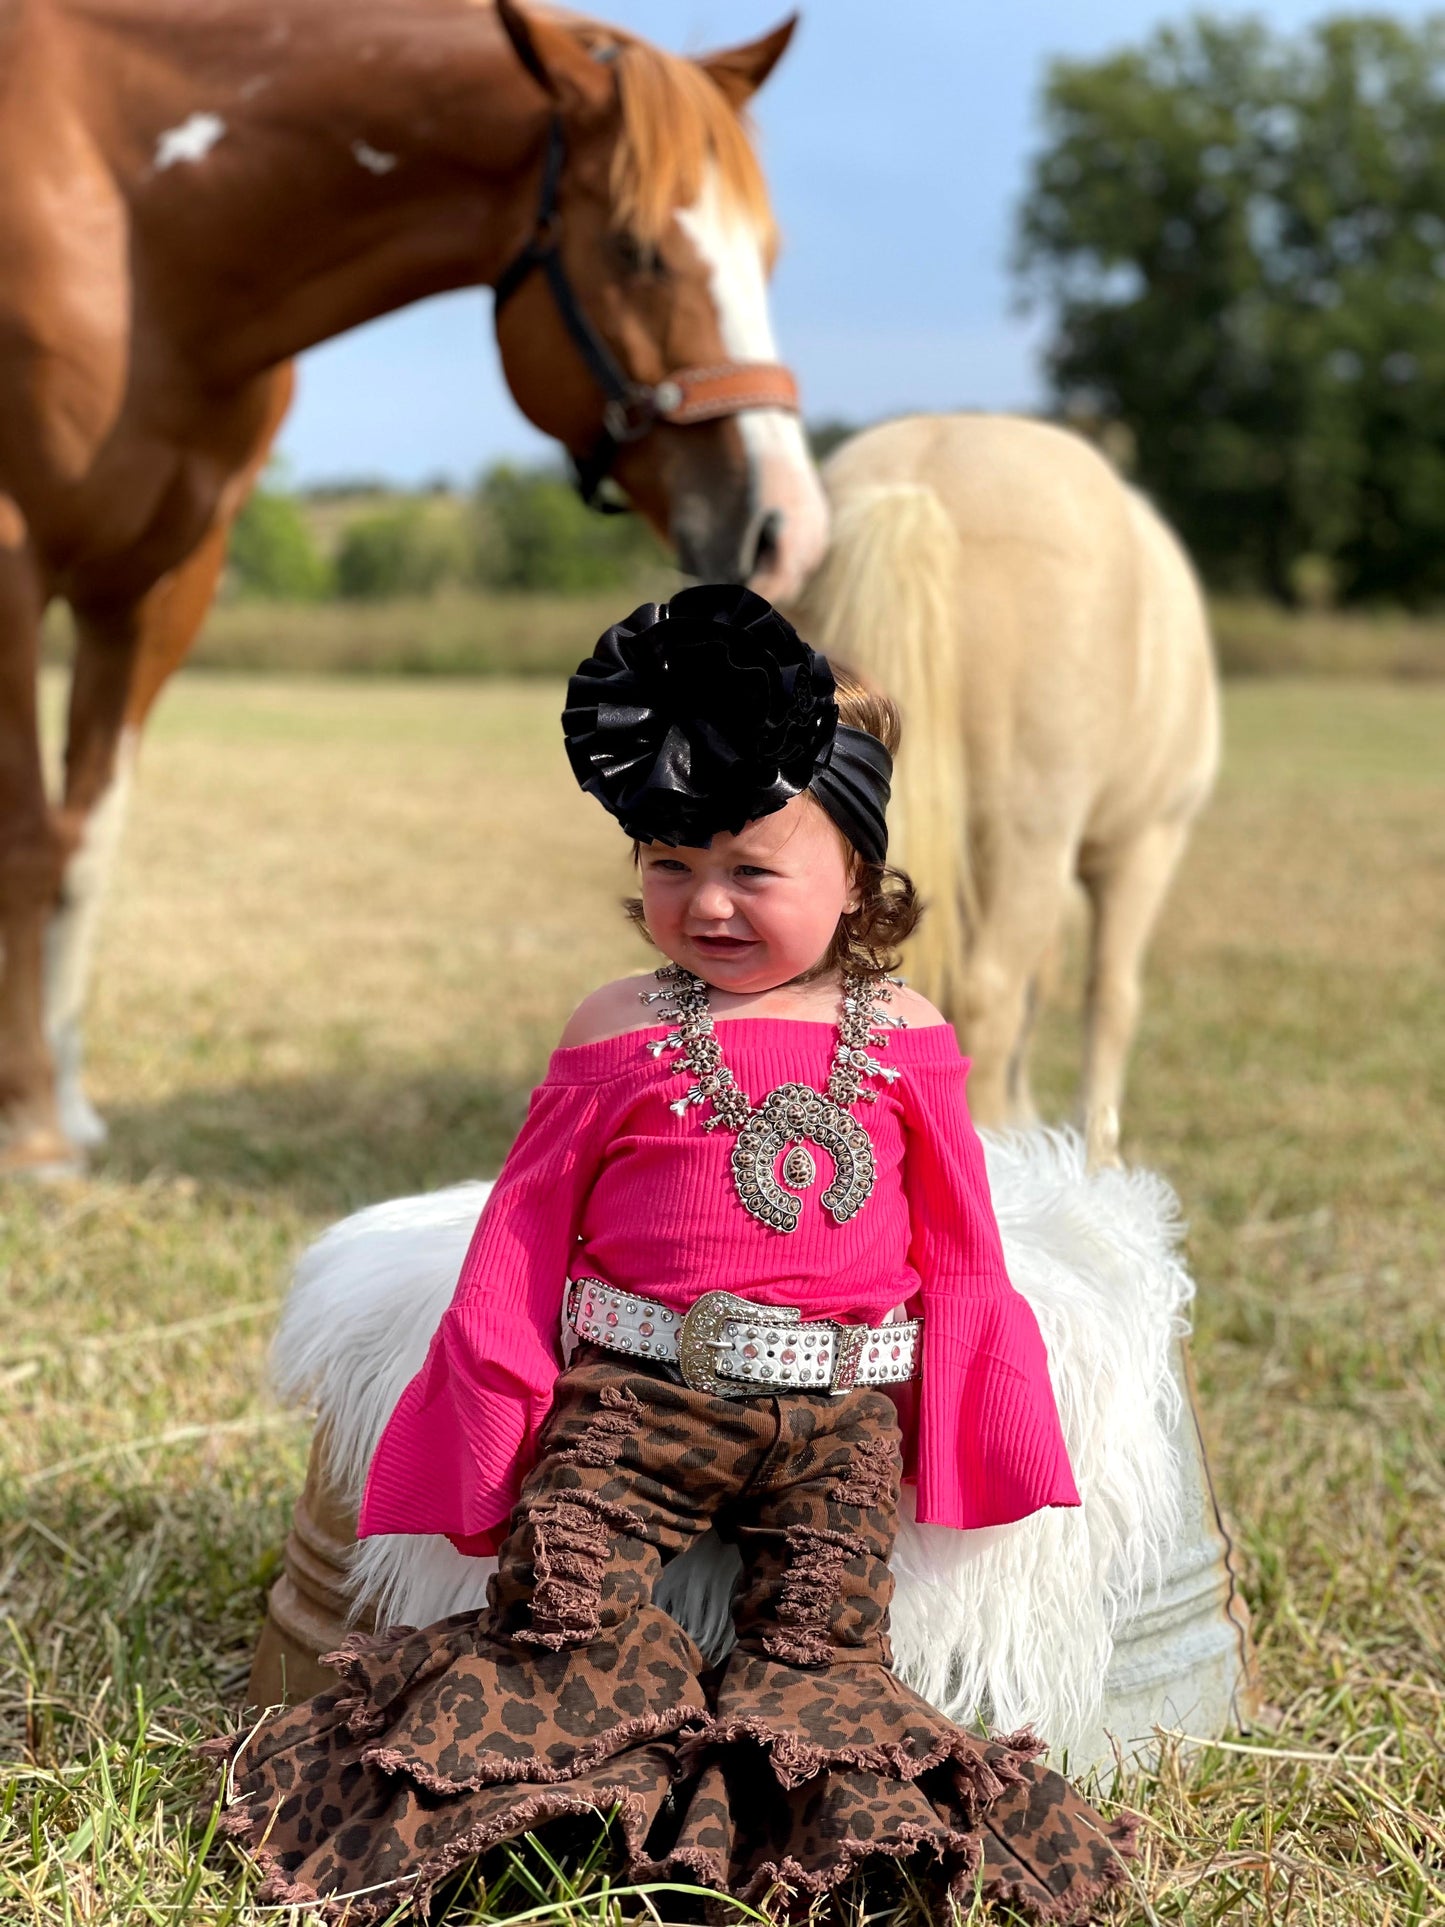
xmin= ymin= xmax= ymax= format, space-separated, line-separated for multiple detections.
xmin=213 ymin=1355 xmax=762 ymax=1921
xmin=646 ymin=1385 xmax=1137 ymax=1923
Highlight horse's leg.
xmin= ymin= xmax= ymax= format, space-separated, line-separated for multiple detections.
xmin=1079 ymin=818 xmax=1193 ymax=1168
xmin=49 ymin=362 xmax=293 ymax=1147
xmin=958 ymin=839 xmax=1071 ymax=1129
xmin=1005 ymin=973 xmax=1043 ymax=1126
xmin=0 ymin=543 xmax=75 ymax=1170
xmin=46 ymin=728 xmax=135 ymax=1150
xmin=51 ymin=521 xmax=233 ymax=1146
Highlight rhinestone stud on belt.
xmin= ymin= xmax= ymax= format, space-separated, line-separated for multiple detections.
xmin=638 ymin=966 xmax=906 ymax=1232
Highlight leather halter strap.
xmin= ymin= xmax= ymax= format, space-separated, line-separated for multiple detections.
xmin=493 ymin=117 xmax=799 ymax=510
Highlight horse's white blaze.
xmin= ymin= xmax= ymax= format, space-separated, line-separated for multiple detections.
xmin=677 ymin=169 xmax=828 ymax=602
xmin=44 ymin=730 xmax=137 ymax=1148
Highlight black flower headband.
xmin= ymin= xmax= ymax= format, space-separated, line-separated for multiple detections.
xmin=561 ymin=584 xmax=892 ymax=865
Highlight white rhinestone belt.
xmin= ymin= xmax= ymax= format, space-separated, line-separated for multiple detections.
xmin=567 ymin=1279 xmax=922 ymax=1399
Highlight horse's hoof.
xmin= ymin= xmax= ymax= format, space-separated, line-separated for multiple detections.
xmin=0 ymin=1124 xmax=87 ymax=1181
xmin=57 ymin=1087 xmax=109 ymax=1150
xmin=1084 ymin=1105 xmax=1123 ymax=1172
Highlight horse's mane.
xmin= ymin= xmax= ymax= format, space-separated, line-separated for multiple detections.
xmin=569 ymin=18 xmax=777 ymax=255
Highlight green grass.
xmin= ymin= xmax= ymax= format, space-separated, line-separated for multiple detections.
xmin=40 ymin=587 xmax=1445 ymax=682
xmin=164 ymin=592 xmax=1445 ymax=681
xmin=42 ymin=579 xmax=683 ymax=681
xmin=3 ymin=675 xmax=1443 ymax=1922
xmin=1211 ymin=598 xmax=1445 ymax=681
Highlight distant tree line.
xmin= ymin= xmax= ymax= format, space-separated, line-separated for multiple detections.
xmin=228 ymin=465 xmax=667 ymax=602
xmin=230 ymin=423 xmax=863 ymax=604
xmin=1017 ymin=14 xmax=1445 ymax=606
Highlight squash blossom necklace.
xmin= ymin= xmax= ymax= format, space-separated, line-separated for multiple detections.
xmin=640 ymin=965 xmax=905 ymax=1232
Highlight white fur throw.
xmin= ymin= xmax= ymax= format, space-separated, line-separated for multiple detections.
xmin=271 ymin=1129 xmax=1193 ymax=1758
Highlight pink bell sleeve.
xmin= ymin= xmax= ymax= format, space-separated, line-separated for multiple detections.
xmin=901 ymin=1052 xmax=1080 ymax=1529
xmin=359 ymin=1071 xmax=608 ymax=1555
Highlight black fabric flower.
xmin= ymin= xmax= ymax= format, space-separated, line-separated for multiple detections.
xmin=562 ymin=584 xmax=839 ymax=847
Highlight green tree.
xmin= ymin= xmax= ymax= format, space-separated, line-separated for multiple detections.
xmin=334 ymin=503 xmax=466 ymax=600
xmin=1016 ymin=15 xmax=1445 ymax=603
xmin=808 ymin=419 xmax=861 ymax=463
xmin=472 ymin=464 xmax=664 ymax=592
xmin=228 ymin=486 xmax=331 ymax=600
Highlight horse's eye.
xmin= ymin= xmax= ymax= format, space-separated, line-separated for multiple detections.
xmin=614 ymin=232 xmax=666 ymax=278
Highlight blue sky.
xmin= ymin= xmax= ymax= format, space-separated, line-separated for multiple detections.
xmin=278 ymin=1 xmax=1434 ymax=485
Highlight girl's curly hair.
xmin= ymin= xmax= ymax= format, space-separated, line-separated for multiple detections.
xmin=624 ymin=658 xmax=923 ymax=978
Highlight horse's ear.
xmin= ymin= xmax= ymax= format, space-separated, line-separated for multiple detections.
xmin=495 ymin=0 xmax=615 ymax=117
xmin=697 ymin=15 xmax=798 ymax=109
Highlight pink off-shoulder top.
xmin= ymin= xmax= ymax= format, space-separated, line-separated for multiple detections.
xmin=360 ymin=1019 xmax=1080 ymax=1554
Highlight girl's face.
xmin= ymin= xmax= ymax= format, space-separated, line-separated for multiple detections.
xmin=638 ymin=794 xmax=856 ymax=994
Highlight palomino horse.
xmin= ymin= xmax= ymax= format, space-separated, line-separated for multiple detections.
xmin=0 ymin=0 xmax=826 ymax=1172
xmin=794 ymin=414 xmax=1219 ymax=1166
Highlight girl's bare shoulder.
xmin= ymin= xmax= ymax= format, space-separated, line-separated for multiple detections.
xmin=559 ymin=976 xmax=664 ymax=1049
xmin=890 ymin=983 xmax=950 ymax=1029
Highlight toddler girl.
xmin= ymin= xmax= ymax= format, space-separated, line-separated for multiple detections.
xmin=214 ymin=585 xmax=1136 ymax=1920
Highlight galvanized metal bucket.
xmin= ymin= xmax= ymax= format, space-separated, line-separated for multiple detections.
xmin=1069 ymin=1340 xmax=1256 ymax=1776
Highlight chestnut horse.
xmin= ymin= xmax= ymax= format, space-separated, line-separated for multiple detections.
xmin=0 ymin=0 xmax=826 ymax=1172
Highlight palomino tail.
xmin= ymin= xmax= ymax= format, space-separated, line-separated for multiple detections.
xmin=796 ymin=483 xmax=973 ymax=1015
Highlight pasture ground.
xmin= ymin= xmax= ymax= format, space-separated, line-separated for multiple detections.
xmin=41 ymin=588 xmax=1445 ymax=681
xmin=1 ymin=674 xmax=1441 ymax=1925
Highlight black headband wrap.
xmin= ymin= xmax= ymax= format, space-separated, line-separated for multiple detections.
xmin=562 ymin=584 xmax=892 ymax=860
xmin=809 ymin=724 xmax=893 ymax=867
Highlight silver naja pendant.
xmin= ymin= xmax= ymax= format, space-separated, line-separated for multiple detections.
xmin=729 ymin=1082 xmax=877 ymax=1233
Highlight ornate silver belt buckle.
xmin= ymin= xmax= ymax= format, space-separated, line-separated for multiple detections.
xmin=677 ymin=1290 xmax=799 ymax=1397
xmin=827 ymin=1324 xmax=869 ymax=1395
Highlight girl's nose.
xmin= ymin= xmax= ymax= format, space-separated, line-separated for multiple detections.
xmin=690 ymin=878 xmax=735 ymax=923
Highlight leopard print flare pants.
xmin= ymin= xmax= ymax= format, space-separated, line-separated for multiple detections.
xmin=213 ymin=1347 xmax=1137 ymax=1920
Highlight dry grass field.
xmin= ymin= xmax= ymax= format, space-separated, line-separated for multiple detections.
xmin=1 ymin=672 xmax=1441 ymax=1924
xmin=41 ymin=589 xmax=1445 ymax=682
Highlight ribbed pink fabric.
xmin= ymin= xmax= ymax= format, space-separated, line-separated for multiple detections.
xmin=359 ymin=1020 xmax=1080 ymax=1554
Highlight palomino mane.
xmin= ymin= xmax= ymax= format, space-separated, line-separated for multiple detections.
xmin=565 ymin=16 xmax=778 ymax=255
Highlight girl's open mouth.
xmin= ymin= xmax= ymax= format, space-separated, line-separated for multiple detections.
xmin=690 ymin=934 xmax=758 ymax=957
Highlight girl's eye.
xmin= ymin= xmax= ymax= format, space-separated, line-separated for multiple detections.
xmin=649 ymin=859 xmax=688 ymax=874
xmin=735 ymin=866 xmax=771 ymax=878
